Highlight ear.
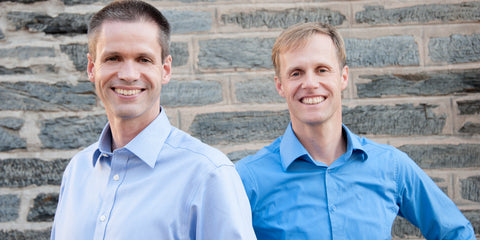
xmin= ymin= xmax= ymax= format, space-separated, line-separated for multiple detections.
xmin=161 ymin=55 xmax=172 ymax=85
xmin=87 ymin=53 xmax=95 ymax=83
xmin=340 ymin=65 xmax=349 ymax=90
xmin=274 ymin=75 xmax=286 ymax=98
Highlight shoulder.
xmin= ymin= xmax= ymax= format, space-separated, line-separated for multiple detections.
xmin=164 ymin=127 xmax=232 ymax=168
xmin=236 ymin=137 xmax=282 ymax=171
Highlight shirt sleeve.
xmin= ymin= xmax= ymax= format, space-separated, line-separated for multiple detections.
xmin=188 ymin=164 xmax=257 ymax=240
xmin=395 ymin=151 xmax=475 ymax=240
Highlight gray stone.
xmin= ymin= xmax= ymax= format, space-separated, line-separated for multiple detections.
xmin=221 ymin=7 xmax=345 ymax=29
xmin=40 ymin=115 xmax=107 ymax=149
xmin=0 ymin=158 xmax=68 ymax=187
xmin=235 ymin=78 xmax=284 ymax=103
xmin=0 ymin=195 xmax=20 ymax=222
xmin=342 ymin=104 xmax=446 ymax=136
xmin=461 ymin=176 xmax=480 ymax=203
xmin=0 ymin=0 xmax=47 ymax=3
xmin=199 ymin=38 xmax=275 ymax=70
xmin=0 ymin=118 xmax=26 ymax=152
xmin=0 ymin=28 xmax=4 ymax=40
xmin=398 ymin=144 xmax=480 ymax=169
xmin=345 ymin=36 xmax=419 ymax=67
xmin=0 ymin=66 xmax=32 ymax=75
xmin=189 ymin=110 xmax=289 ymax=145
xmin=429 ymin=33 xmax=480 ymax=64
xmin=0 ymin=46 xmax=54 ymax=60
xmin=391 ymin=216 xmax=422 ymax=238
xmin=7 ymin=12 xmax=91 ymax=34
xmin=0 ymin=81 xmax=96 ymax=111
xmin=459 ymin=122 xmax=480 ymax=135
xmin=463 ymin=210 xmax=480 ymax=235
xmin=27 ymin=193 xmax=58 ymax=222
xmin=60 ymin=44 xmax=88 ymax=71
xmin=356 ymin=2 xmax=480 ymax=25
xmin=170 ymin=42 xmax=189 ymax=67
xmin=62 ymin=0 xmax=99 ymax=5
xmin=163 ymin=10 xmax=211 ymax=34
xmin=0 ymin=65 xmax=56 ymax=75
xmin=161 ymin=80 xmax=222 ymax=107
xmin=0 ymin=230 xmax=50 ymax=240
xmin=227 ymin=150 xmax=258 ymax=163
xmin=458 ymin=100 xmax=480 ymax=115
xmin=357 ymin=69 xmax=480 ymax=98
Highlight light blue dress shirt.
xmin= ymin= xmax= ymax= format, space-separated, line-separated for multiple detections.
xmin=51 ymin=108 xmax=256 ymax=240
xmin=235 ymin=123 xmax=475 ymax=239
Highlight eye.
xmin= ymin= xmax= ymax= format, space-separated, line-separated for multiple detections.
xmin=290 ymin=71 xmax=301 ymax=77
xmin=105 ymin=56 xmax=119 ymax=62
xmin=139 ymin=58 xmax=152 ymax=63
xmin=318 ymin=68 xmax=328 ymax=73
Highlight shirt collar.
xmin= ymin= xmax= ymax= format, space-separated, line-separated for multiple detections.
xmin=92 ymin=107 xmax=171 ymax=168
xmin=279 ymin=123 xmax=367 ymax=170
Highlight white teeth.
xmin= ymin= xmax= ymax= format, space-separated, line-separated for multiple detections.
xmin=301 ymin=96 xmax=325 ymax=105
xmin=115 ymin=88 xmax=141 ymax=96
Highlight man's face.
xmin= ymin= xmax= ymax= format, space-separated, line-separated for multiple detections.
xmin=275 ymin=33 xmax=348 ymax=129
xmin=87 ymin=20 xmax=171 ymax=124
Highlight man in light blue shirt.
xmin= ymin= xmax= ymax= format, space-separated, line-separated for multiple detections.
xmin=235 ymin=22 xmax=475 ymax=239
xmin=51 ymin=1 xmax=256 ymax=239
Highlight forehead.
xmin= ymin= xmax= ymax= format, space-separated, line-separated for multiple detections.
xmin=95 ymin=21 xmax=161 ymax=53
xmin=279 ymin=34 xmax=338 ymax=69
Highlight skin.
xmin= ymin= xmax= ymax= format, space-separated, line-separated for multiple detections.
xmin=275 ymin=33 xmax=349 ymax=166
xmin=87 ymin=20 xmax=172 ymax=150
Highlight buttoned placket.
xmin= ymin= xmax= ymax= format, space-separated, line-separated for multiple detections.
xmin=93 ymin=151 xmax=128 ymax=240
xmin=325 ymin=167 xmax=345 ymax=239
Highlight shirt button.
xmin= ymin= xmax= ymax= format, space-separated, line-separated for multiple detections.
xmin=113 ymin=174 xmax=119 ymax=181
xmin=100 ymin=215 xmax=106 ymax=222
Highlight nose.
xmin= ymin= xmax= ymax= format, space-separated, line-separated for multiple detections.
xmin=301 ymin=72 xmax=319 ymax=89
xmin=117 ymin=61 xmax=140 ymax=81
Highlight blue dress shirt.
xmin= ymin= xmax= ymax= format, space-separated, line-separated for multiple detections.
xmin=235 ymin=123 xmax=475 ymax=239
xmin=51 ymin=108 xmax=256 ymax=240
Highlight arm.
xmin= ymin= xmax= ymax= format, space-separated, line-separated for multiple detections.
xmin=189 ymin=165 xmax=256 ymax=240
xmin=395 ymin=152 xmax=475 ymax=239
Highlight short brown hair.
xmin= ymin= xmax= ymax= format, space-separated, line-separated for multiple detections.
xmin=87 ymin=0 xmax=170 ymax=62
xmin=272 ymin=22 xmax=346 ymax=76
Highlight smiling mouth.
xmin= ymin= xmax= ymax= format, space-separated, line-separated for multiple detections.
xmin=114 ymin=88 xmax=142 ymax=96
xmin=301 ymin=96 xmax=325 ymax=105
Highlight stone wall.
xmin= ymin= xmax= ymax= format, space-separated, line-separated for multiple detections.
xmin=0 ymin=0 xmax=479 ymax=239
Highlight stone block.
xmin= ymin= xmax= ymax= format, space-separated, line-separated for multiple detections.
xmin=461 ymin=176 xmax=480 ymax=203
xmin=342 ymin=104 xmax=446 ymax=136
xmin=398 ymin=144 xmax=480 ymax=169
xmin=7 ymin=11 xmax=91 ymax=34
xmin=429 ymin=33 xmax=480 ymax=64
xmin=27 ymin=193 xmax=58 ymax=222
xmin=357 ymin=69 xmax=480 ymax=98
xmin=163 ymin=10 xmax=211 ymax=34
xmin=0 ymin=158 xmax=68 ymax=187
xmin=463 ymin=210 xmax=480 ymax=235
xmin=198 ymin=38 xmax=275 ymax=70
xmin=345 ymin=36 xmax=419 ymax=67
xmin=0 ymin=194 xmax=20 ymax=222
xmin=356 ymin=2 xmax=480 ymax=25
xmin=0 ymin=29 xmax=4 ymax=40
xmin=39 ymin=115 xmax=107 ymax=149
xmin=189 ymin=110 xmax=289 ymax=145
xmin=0 ymin=117 xmax=26 ymax=152
xmin=0 ymin=230 xmax=50 ymax=240
xmin=227 ymin=150 xmax=258 ymax=163
xmin=221 ymin=7 xmax=345 ymax=29
xmin=0 ymin=81 xmax=96 ymax=111
xmin=0 ymin=46 xmax=54 ymax=60
xmin=62 ymin=0 xmax=98 ymax=5
xmin=235 ymin=78 xmax=284 ymax=103
xmin=60 ymin=44 xmax=88 ymax=71
xmin=458 ymin=100 xmax=480 ymax=115
xmin=391 ymin=216 xmax=422 ymax=239
xmin=171 ymin=42 xmax=189 ymax=67
xmin=161 ymin=80 xmax=222 ymax=107
xmin=459 ymin=122 xmax=480 ymax=135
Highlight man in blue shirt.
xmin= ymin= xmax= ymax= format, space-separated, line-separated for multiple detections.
xmin=51 ymin=1 xmax=256 ymax=239
xmin=235 ymin=22 xmax=475 ymax=239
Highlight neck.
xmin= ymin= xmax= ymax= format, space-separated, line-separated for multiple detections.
xmin=292 ymin=120 xmax=346 ymax=166
xmin=108 ymin=112 xmax=159 ymax=151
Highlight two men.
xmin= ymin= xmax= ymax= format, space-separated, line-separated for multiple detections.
xmin=235 ymin=22 xmax=475 ymax=239
xmin=51 ymin=1 xmax=256 ymax=239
